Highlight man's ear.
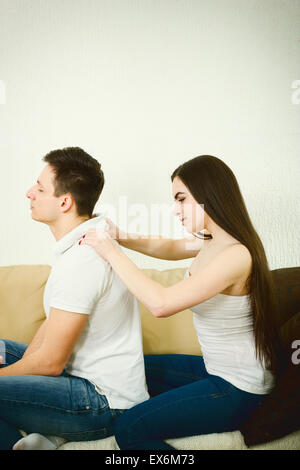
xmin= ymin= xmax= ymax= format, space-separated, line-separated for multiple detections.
xmin=60 ymin=195 xmax=73 ymax=213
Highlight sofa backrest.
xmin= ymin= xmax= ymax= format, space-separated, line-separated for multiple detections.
xmin=0 ymin=265 xmax=202 ymax=356
xmin=1 ymin=265 xmax=299 ymax=356
xmin=140 ymin=269 xmax=202 ymax=355
xmin=0 ymin=265 xmax=50 ymax=344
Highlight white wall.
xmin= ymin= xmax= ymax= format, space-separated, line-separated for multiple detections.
xmin=0 ymin=0 xmax=299 ymax=270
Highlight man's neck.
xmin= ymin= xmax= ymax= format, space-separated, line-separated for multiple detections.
xmin=49 ymin=215 xmax=90 ymax=241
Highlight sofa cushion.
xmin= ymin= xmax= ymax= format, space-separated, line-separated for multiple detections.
xmin=58 ymin=428 xmax=300 ymax=450
xmin=0 ymin=265 xmax=50 ymax=344
xmin=240 ymin=360 xmax=300 ymax=446
xmin=139 ymin=269 xmax=202 ymax=356
xmin=280 ymin=311 xmax=300 ymax=360
xmin=239 ymin=266 xmax=300 ymax=447
xmin=240 ymin=310 xmax=300 ymax=446
xmin=271 ymin=267 xmax=300 ymax=327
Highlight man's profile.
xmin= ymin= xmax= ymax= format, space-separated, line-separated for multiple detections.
xmin=0 ymin=147 xmax=149 ymax=450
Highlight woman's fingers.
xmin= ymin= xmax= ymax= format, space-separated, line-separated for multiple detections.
xmin=82 ymin=229 xmax=111 ymax=245
xmin=104 ymin=217 xmax=128 ymax=240
xmin=105 ymin=218 xmax=119 ymax=239
xmin=81 ymin=228 xmax=115 ymax=262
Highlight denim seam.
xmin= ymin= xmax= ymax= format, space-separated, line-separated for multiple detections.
xmin=81 ymin=378 xmax=92 ymax=409
xmin=4 ymin=349 xmax=23 ymax=361
xmin=0 ymin=397 xmax=104 ymax=414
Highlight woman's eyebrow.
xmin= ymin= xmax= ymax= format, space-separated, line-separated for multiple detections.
xmin=174 ymin=191 xmax=185 ymax=200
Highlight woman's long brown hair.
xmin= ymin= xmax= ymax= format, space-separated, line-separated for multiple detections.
xmin=171 ymin=155 xmax=281 ymax=375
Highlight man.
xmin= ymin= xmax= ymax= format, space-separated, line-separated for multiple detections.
xmin=0 ymin=147 xmax=149 ymax=450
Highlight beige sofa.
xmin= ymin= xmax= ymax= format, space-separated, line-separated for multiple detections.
xmin=0 ymin=265 xmax=299 ymax=450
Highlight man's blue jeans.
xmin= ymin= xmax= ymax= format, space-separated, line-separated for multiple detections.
xmin=114 ymin=354 xmax=267 ymax=450
xmin=0 ymin=340 xmax=124 ymax=450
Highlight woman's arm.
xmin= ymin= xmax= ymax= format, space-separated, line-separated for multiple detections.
xmin=106 ymin=218 xmax=202 ymax=260
xmin=83 ymin=230 xmax=252 ymax=318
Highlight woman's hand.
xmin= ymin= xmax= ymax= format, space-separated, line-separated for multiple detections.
xmin=82 ymin=228 xmax=119 ymax=262
xmin=105 ymin=218 xmax=127 ymax=241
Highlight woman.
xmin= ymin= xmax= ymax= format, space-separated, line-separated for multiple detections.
xmin=83 ymin=155 xmax=281 ymax=450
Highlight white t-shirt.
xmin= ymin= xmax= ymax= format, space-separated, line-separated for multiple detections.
xmin=43 ymin=214 xmax=150 ymax=409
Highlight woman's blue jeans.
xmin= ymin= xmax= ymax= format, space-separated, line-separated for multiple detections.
xmin=0 ymin=340 xmax=124 ymax=450
xmin=114 ymin=354 xmax=267 ymax=450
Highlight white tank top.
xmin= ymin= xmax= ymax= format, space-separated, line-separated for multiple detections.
xmin=185 ymin=269 xmax=275 ymax=394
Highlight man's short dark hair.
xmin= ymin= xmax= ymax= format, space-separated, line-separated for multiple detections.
xmin=43 ymin=147 xmax=104 ymax=218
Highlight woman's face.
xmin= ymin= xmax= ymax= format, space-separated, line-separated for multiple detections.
xmin=172 ymin=176 xmax=205 ymax=234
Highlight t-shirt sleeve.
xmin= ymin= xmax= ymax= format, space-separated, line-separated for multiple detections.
xmin=48 ymin=245 xmax=108 ymax=314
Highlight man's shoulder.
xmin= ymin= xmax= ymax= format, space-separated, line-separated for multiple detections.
xmin=47 ymin=242 xmax=111 ymax=310
xmin=54 ymin=243 xmax=107 ymax=275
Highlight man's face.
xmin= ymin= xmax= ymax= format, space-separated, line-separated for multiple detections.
xmin=26 ymin=164 xmax=63 ymax=224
